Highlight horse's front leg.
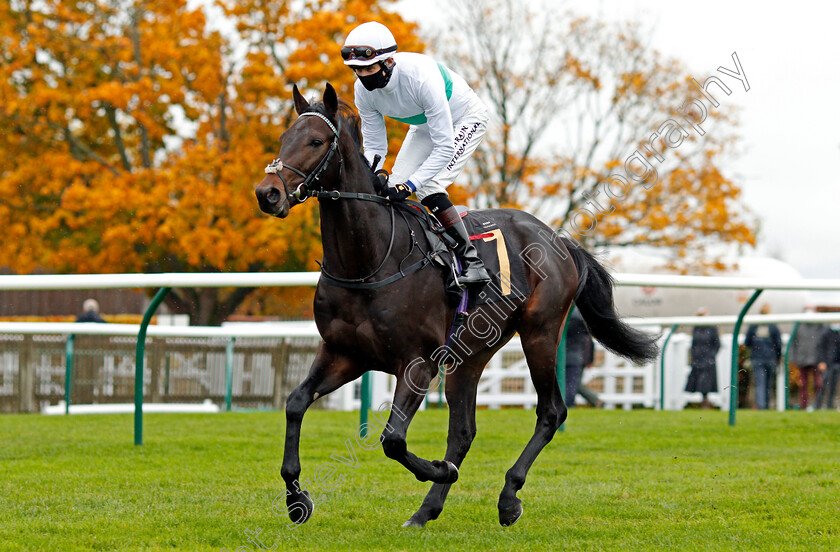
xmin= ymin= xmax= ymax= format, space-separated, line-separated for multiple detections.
xmin=281 ymin=345 xmax=364 ymax=525
xmin=380 ymin=360 xmax=460 ymax=485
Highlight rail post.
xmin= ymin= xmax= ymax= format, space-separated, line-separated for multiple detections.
xmin=225 ymin=337 xmax=236 ymax=412
xmin=555 ymin=305 xmax=575 ymax=432
xmin=781 ymin=321 xmax=800 ymax=411
xmin=729 ymin=290 xmax=763 ymax=426
xmin=65 ymin=334 xmax=75 ymax=415
xmin=359 ymin=372 xmax=372 ymax=437
xmin=135 ymin=287 xmax=171 ymax=445
xmin=438 ymin=364 xmax=445 ymax=408
xmin=660 ymin=324 xmax=679 ymax=411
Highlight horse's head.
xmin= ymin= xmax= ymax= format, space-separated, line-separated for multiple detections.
xmin=255 ymin=83 xmax=343 ymax=218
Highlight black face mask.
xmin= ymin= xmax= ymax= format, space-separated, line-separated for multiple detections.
xmin=358 ymin=63 xmax=393 ymax=91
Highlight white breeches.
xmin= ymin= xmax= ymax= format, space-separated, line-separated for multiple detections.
xmin=390 ymin=109 xmax=489 ymax=201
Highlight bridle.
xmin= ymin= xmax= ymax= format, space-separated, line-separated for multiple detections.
xmin=264 ymin=111 xmax=343 ymax=202
xmin=264 ymin=111 xmax=393 ymax=206
xmin=263 ymin=109 xmax=435 ymax=289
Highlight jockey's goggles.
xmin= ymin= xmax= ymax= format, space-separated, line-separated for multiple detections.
xmin=340 ymin=44 xmax=397 ymax=62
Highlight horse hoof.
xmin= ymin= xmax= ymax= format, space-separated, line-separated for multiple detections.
xmin=431 ymin=460 xmax=459 ymax=484
xmin=288 ymin=490 xmax=315 ymax=525
xmin=499 ymin=498 xmax=523 ymax=527
xmin=402 ymin=517 xmax=426 ymax=528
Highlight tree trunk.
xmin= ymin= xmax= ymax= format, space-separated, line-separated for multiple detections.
xmin=163 ymin=287 xmax=257 ymax=326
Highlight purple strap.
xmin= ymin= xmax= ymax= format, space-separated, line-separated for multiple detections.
xmin=444 ymin=257 xmax=469 ymax=350
xmin=457 ymin=288 xmax=469 ymax=314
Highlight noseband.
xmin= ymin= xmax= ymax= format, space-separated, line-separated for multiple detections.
xmin=264 ymin=110 xmax=392 ymax=206
xmin=264 ymin=111 xmax=342 ymax=202
xmin=262 ymin=109 xmax=433 ymax=289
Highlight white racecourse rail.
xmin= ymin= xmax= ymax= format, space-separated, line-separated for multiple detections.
xmin=337 ymin=312 xmax=840 ymax=413
xmin=2 ymin=272 xmax=840 ymax=412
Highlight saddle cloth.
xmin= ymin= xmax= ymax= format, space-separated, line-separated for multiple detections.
xmin=462 ymin=210 xmax=530 ymax=308
xmin=419 ymin=206 xmax=530 ymax=308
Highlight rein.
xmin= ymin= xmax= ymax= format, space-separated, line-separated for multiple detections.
xmin=318 ymin=203 xmax=435 ymax=289
xmin=266 ymin=109 xmax=435 ymax=290
xmin=264 ymin=111 xmax=393 ymax=206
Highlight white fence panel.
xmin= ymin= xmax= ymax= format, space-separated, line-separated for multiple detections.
xmin=328 ymin=336 xmax=662 ymax=412
xmin=0 ymin=316 xmax=829 ymax=413
xmin=325 ymin=331 xmax=794 ymax=413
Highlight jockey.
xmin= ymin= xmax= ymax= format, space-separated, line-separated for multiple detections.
xmin=342 ymin=21 xmax=491 ymax=288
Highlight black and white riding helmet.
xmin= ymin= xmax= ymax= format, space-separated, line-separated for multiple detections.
xmin=341 ymin=22 xmax=398 ymax=67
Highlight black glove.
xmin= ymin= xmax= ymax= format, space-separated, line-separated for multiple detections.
xmin=374 ymin=172 xmax=389 ymax=195
xmin=387 ymin=182 xmax=414 ymax=202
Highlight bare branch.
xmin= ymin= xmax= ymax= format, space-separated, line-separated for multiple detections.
xmin=48 ymin=122 xmax=121 ymax=176
xmin=104 ymin=103 xmax=133 ymax=172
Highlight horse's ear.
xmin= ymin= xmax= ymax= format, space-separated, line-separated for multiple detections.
xmin=293 ymin=84 xmax=309 ymax=115
xmin=323 ymin=83 xmax=338 ymax=119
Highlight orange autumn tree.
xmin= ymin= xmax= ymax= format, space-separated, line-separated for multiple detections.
xmin=0 ymin=0 xmax=420 ymax=325
xmin=439 ymin=0 xmax=755 ymax=264
xmin=220 ymin=0 xmax=422 ymax=167
xmin=221 ymin=0 xmax=424 ymax=317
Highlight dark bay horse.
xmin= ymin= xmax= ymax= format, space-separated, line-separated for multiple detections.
xmin=255 ymin=83 xmax=658 ymax=528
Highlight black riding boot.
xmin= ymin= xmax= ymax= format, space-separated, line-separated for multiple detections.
xmin=441 ymin=212 xmax=491 ymax=287
xmin=422 ymin=195 xmax=492 ymax=288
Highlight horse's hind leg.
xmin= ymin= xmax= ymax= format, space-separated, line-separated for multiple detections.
xmin=403 ymin=362 xmax=482 ymax=528
xmin=497 ymin=325 xmax=568 ymax=526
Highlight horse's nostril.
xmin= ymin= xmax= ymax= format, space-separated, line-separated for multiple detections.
xmin=266 ymin=187 xmax=281 ymax=204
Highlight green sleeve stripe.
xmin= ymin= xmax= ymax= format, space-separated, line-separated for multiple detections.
xmin=391 ymin=113 xmax=429 ymax=125
xmin=438 ymin=62 xmax=454 ymax=101
xmin=389 ymin=62 xmax=454 ymax=125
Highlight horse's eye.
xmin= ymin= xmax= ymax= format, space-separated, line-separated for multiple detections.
xmin=311 ymin=138 xmax=324 ymax=147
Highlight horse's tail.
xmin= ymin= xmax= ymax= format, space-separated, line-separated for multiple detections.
xmin=562 ymin=238 xmax=659 ymax=364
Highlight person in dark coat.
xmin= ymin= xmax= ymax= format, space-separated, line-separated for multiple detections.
xmin=685 ymin=307 xmax=719 ymax=409
xmin=744 ymin=303 xmax=783 ymax=410
xmin=816 ymin=325 xmax=840 ymax=410
xmin=75 ymin=298 xmax=107 ymax=323
xmin=564 ymin=309 xmax=594 ymax=407
xmin=790 ymin=306 xmax=826 ymax=411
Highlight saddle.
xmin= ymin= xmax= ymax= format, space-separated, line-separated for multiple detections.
xmin=367 ymin=164 xmax=529 ymax=307
xmin=397 ymin=201 xmax=529 ymax=308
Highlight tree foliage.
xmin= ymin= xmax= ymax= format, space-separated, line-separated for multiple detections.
xmin=0 ymin=0 xmax=758 ymax=327
xmin=438 ymin=0 xmax=755 ymax=264
xmin=0 ymin=0 xmax=419 ymax=324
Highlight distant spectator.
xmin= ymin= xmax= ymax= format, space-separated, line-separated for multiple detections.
xmin=816 ymin=324 xmax=840 ymax=410
xmin=577 ymin=381 xmax=604 ymax=409
xmin=736 ymin=343 xmax=751 ymax=409
xmin=685 ymin=307 xmax=719 ymax=409
xmin=76 ymin=298 xmax=107 ymax=323
xmin=790 ymin=305 xmax=826 ymax=412
xmin=564 ymin=309 xmax=595 ymax=408
xmin=744 ymin=303 xmax=782 ymax=410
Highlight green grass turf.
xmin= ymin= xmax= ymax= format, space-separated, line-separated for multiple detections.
xmin=1 ymin=408 xmax=838 ymax=551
